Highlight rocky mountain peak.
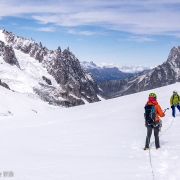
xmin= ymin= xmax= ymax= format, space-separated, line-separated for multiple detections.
xmin=57 ymin=46 xmax=61 ymax=52
xmin=39 ymin=42 xmax=42 ymax=48
xmin=167 ymin=46 xmax=180 ymax=64
xmin=0 ymin=29 xmax=104 ymax=107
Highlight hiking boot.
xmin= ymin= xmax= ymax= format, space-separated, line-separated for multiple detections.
xmin=144 ymin=147 xmax=149 ymax=150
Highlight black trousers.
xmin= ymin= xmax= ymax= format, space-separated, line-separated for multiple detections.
xmin=145 ymin=125 xmax=160 ymax=148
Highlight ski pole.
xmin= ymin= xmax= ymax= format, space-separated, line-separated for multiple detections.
xmin=163 ymin=108 xmax=169 ymax=113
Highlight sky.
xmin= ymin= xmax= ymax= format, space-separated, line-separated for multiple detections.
xmin=0 ymin=0 xmax=180 ymax=66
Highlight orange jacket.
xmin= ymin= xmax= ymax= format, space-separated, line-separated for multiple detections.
xmin=146 ymin=100 xmax=165 ymax=121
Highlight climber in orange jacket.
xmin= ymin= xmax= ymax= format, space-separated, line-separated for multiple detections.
xmin=144 ymin=93 xmax=165 ymax=150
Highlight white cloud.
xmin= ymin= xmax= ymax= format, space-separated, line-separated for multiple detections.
xmin=1 ymin=0 xmax=180 ymax=37
xmin=22 ymin=26 xmax=56 ymax=32
xmin=126 ymin=36 xmax=156 ymax=43
xmin=37 ymin=27 xmax=56 ymax=32
xmin=67 ymin=29 xmax=105 ymax=36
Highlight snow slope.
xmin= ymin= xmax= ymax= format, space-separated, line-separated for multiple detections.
xmin=0 ymin=85 xmax=60 ymax=117
xmin=0 ymin=82 xmax=180 ymax=179
xmin=0 ymin=30 xmax=6 ymax=42
xmin=0 ymin=50 xmax=59 ymax=94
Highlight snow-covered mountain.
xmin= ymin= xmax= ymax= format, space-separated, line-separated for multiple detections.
xmin=81 ymin=61 xmax=99 ymax=69
xmin=0 ymin=29 xmax=104 ymax=107
xmin=81 ymin=61 xmax=153 ymax=73
xmin=98 ymin=46 xmax=180 ymax=98
xmin=0 ymin=78 xmax=180 ymax=179
xmin=81 ymin=61 xmax=135 ymax=82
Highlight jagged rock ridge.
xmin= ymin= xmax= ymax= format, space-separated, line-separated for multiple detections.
xmin=0 ymin=29 xmax=104 ymax=107
xmin=98 ymin=46 xmax=180 ymax=98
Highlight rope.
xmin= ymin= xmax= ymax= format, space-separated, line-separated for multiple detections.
xmin=150 ymin=117 xmax=175 ymax=147
xmin=147 ymin=111 xmax=174 ymax=180
xmin=147 ymin=136 xmax=155 ymax=180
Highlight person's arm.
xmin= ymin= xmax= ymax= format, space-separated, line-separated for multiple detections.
xmin=170 ymin=96 xmax=173 ymax=107
xmin=157 ymin=104 xmax=165 ymax=117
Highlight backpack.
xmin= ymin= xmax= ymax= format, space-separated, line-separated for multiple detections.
xmin=144 ymin=104 xmax=155 ymax=125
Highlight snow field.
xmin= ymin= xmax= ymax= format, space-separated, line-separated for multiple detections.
xmin=0 ymin=82 xmax=180 ymax=179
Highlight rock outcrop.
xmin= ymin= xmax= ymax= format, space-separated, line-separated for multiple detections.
xmin=0 ymin=79 xmax=10 ymax=90
xmin=42 ymin=76 xmax=52 ymax=85
xmin=0 ymin=40 xmax=20 ymax=68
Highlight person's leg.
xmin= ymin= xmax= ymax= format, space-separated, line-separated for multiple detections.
xmin=172 ymin=105 xmax=175 ymax=117
xmin=145 ymin=126 xmax=153 ymax=148
xmin=176 ymin=104 xmax=180 ymax=112
xmin=154 ymin=126 xmax=160 ymax=148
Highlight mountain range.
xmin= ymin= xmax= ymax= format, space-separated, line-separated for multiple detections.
xmin=81 ymin=61 xmax=153 ymax=82
xmin=98 ymin=46 xmax=180 ymax=98
xmin=1 ymin=28 xmax=180 ymax=104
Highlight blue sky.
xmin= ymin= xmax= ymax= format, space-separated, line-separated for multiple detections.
xmin=1 ymin=0 xmax=180 ymax=66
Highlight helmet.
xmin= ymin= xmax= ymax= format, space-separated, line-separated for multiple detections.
xmin=149 ymin=92 xmax=157 ymax=98
xmin=173 ymin=90 xmax=178 ymax=93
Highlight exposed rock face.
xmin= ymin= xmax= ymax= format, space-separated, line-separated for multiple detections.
xmin=2 ymin=29 xmax=104 ymax=106
xmin=42 ymin=48 xmax=103 ymax=103
xmin=98 ymin=46 xmax=180 ymax=98
xmin=42 ymin=76 xmax=52 ymax=85
xmin=33 ymin=83 xmax=85 ymax=107
xmin=4 ymin=30 xmax=48 ymax=63
xmin=0 ymin=41 xmax=20 ymax=68
xmin=0 ymin=79 xmax=10 ymax=90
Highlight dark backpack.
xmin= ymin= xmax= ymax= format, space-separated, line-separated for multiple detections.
xmin=144 ymin=104 xmax=155 ymax=125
